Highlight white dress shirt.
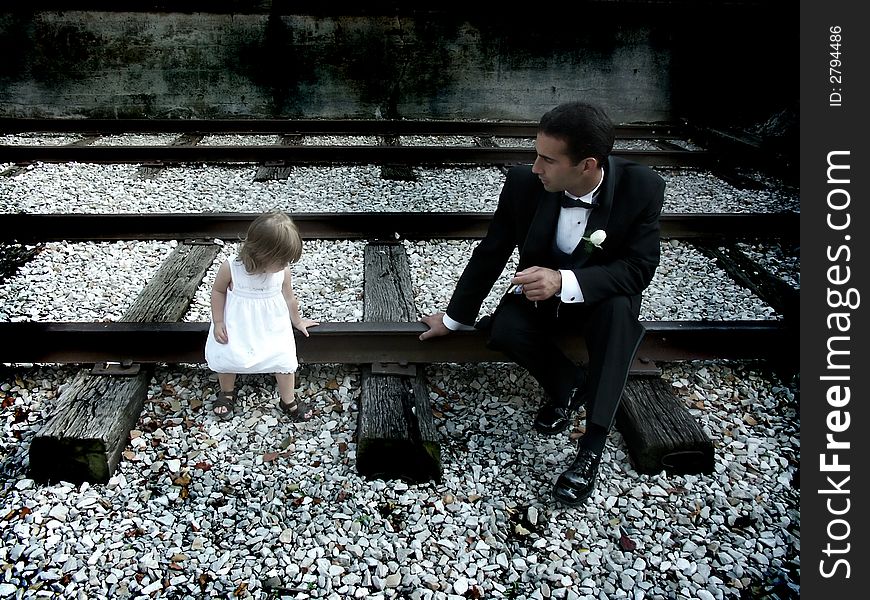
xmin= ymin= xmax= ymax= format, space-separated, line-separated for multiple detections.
xmin=556 ymin=169 xmax=604 ymax=304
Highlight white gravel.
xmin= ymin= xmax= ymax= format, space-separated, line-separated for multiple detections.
xmin=0 ymin=134 xmax=799 ymax=599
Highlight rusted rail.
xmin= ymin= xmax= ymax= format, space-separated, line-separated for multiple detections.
xmin=0 ymin=320 xmax=794 ymax=366
xmin=0 ymin=212 xmax=799 ymax=243
xmin=0 ymin=118 xmax=681 ymax=139
xmin=0 ymin=145 xmax=709 ymax=168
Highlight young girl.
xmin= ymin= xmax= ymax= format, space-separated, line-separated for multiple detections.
xmin=205 ymin=211 xmax=318 ymax=422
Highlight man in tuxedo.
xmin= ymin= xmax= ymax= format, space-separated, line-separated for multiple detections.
xmin=419 ymin=101 xmax=665 ymax=505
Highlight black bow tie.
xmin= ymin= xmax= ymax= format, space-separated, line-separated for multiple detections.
xmin=560 ymin=194 xmax=597 ymax=209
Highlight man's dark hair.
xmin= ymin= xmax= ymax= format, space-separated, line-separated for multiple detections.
xmin=538 ymin=101 xmax=615 ymax=167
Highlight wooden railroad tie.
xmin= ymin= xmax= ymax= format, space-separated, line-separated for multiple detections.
xmin=24 ymin=240 xmax=713 ymax=484
xmin=354 ymin=241 xmax=712 ymax=483
xmin=356 ymin=242 xmax=441 ymax=483
xmin=616 ymin=376 xmax=714 ymax=475
xmin=28 ymin=241 xmax=221 ymax=484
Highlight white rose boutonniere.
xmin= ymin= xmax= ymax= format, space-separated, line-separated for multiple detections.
xmin=583 ymin=229 xmax=606 ymax=250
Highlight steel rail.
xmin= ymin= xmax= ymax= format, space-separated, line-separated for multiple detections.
xmin=0 ymin=320 xmax=793 ymax=366
xmin=0 ymin=145 xmax=710 ymax=168
xmin=0 ymin=118 xmax=682 ymax=139
xmin=0 ymin=212 xmax=799 ymax=244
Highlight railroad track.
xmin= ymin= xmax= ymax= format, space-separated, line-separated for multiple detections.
xmin=0 ymin=320 xmax=794 ymax=367
xmin=0 ymin=118 xmax=763 ymax=172
xmin=0 ymin=120 xmax=798 ymax=370
xmin=0 ymin=212 xmax=799 ymax=243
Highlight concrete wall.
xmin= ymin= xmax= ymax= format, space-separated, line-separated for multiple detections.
xmin=0 ymin=5 xmax=796 ymax=125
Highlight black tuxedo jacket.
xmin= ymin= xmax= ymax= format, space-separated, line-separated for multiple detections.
xmin=446 ymin=156 xmax=666 ymax=325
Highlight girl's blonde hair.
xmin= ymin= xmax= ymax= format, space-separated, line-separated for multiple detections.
xmin=238 ymin=211 xmax=303 ymax=273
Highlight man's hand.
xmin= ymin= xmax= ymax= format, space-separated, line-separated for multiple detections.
xmin=511 ymin=267 xmax=561 ymax=302
xmin=419 ymin=312 xmax=451 ymax=341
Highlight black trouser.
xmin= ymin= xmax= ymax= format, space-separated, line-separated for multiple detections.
xmin=486 ymin=293 xmax=645 ymax=431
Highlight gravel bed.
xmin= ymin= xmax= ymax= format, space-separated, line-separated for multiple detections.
xmin=0 ymin=241 xmax=174 ymax=322
xmin=736 ymin=242 xmax=800 ymax=290
xmin=0 ymin=357 xmax=799 ymax=600
xmin=0 ymin=134 xmax=83 ymax=146
xmin=0 ymin=164 xmax=504 ymax=214
xmin=399 ymin=136 xmax=477 ymax=146
xmin=198 ymin=135 xmax=282 ymax=146
xmin=0 ymin=134 xmax=799 ymax=598
xmin=0 ymin=238 xmax=778 ymax=326
xmin=303 ymin=136 xmax=379 ymax=146
xmin=91 ymin=135 xmax=179 ymax=147
xmin=0 ymin=163 xmax=797 ymax=215
xmin=654 ymin=168 xmax=797 ymax=214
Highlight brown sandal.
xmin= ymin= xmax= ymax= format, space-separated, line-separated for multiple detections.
xmin=279 ymin=397 xmax=312 ymax=422
xmin=213 ymin=389 xmax=237 ymax=421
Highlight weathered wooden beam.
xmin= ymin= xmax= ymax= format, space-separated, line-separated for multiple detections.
xmin=28 ymin=241 xmax=221 ymax=484
xmin=253 ymin=134 xmax=301 ymax=182
xmin=356 ymin=242 xmax=442 ymax=483
xmin=615 ymin=377 xmax=714 ymax=475
xmin=135 ymin=133 xmax=203 ymax=179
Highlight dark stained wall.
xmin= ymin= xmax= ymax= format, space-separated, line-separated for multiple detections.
xmin=0 ymin=3 xmax=796 ymax=127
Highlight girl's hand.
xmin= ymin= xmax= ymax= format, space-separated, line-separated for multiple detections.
xmin=293 ymin=318 xmax=320 ymax=337
xmin=213 ymin=322 xmax=229 ymax=344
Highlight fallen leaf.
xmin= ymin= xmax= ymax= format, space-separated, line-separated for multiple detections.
xmin=619 ymin=532 xmax=637 ymax=551
xmin=194 ymin=461 xmax=212 ymax=471
xmin=198 ymin=573 xmax=212 ymax=590
xmin=233 ymin=582 xmax=248 ymax=597
xmin=173 ymin=473 xmax=191 ymax=486
xmin=326 ymin=379 xmax=339 ymax=390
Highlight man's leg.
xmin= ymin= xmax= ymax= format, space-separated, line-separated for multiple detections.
xmin=487 ymin=297 xmax=582 ymax=413
xmin=580 ymin=294 xmax=645 ymax=432
xmin=553 ymin=294 xmax=644 ymax=506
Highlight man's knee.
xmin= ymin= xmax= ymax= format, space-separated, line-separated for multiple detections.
xmin=593 ymin=295 xmax=640 ymax=320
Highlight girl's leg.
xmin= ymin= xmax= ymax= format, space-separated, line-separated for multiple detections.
xmin=218 ymin=372 xmax=237 ymax=393
xmin=214 ymin=372 xmax=237 ymax=419
xmin=276 ymin=372 xmax=312 ymax=421
xmin=276 ymin=372 xmax=295 ymax=404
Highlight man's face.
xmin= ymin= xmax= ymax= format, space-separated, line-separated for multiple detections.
xmin=531 ymin=133 xmax=588 ymax=194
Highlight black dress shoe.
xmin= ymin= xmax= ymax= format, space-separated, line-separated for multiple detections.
xmin=533 ymin=382 xmax=585 ymax=435
xmin=552 ymin=447 xmax=602 ymax=506
xmin=533 ymin=402 xmax=571 ymax=435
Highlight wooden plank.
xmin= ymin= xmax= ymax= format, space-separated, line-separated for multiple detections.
xmin=357 ymin=365 xmax=441 ymax=483
xmin=379 ymin=135 xmax=418 ymax=182
xmin=29 ymin=241 xmax=221 ymax=484
xmin=253 ymin=134 xmax=301 ymax=182
xmin=136 ymin=133 xmax=203 ymax=179
xmin=356 ymin=242 xmax=442 ymax=482
xmin=615 ymin=377 xmax=714 ymax=475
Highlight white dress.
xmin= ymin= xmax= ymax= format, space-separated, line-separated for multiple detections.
xmin=205 ymin=255 xmax=298 ymax=374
